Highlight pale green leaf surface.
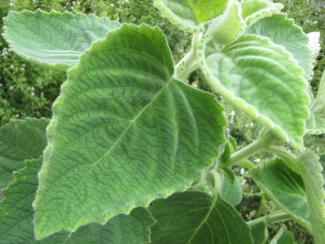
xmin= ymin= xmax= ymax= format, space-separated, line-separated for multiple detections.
xmin=207 ymin=0 xmax=245 ymax=45
xmin=307 ymin=32 xmax=321 ymax=60
xmin=0 ymin=159 xmax=154 ymax=244
xmin=298 ymin=151 xmax=325 ymax=244
xmin=154 ymin=0 xmax=228 ymax=32
xmin=308 ymin=71 xmax=325 ymax=134
xmin=250 ymin=222 xmax=268 ymax=244
xmin=0 ymin=118 xmax=48 ymax=189
xmin=247 ymin=14 xmax=313 ymax=80
xmin=270 ymin=226 xmax=296 ymax=244
xmin=320 ymin=154 xmax=325 ymax=186
xmin=250 ymin=159 xmax=310 ymax=227
xmin=149 ymin=191 xmax=253 ymax=244
xmin=199 ymin=34 xmax=309 ymax=147
xmin=220 ymin=168 xmax=242 ymax=206
xmin=3 ymin=10 xmax=120 ymax=66
xmin=241 ymin=0 xmax=283 ymax=26
xmin=34 ymin=24 xmax=226 ymax=239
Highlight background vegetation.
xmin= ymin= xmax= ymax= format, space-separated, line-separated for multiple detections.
xmin=0 ymin=0 xmax=324 ymax=242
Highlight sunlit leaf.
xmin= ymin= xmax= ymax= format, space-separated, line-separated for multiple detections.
xmin=3 ymin=10 xmax=120 ymax=66
xmin=34 ymin=24 xmax=226 ymax=239
xmin=241 ymin=0 xmax=283 ymax=26
xmin=199 ymin=34 xmax=309 ymax=148
xmin=154 ymin=0 xmax=228 ymax=32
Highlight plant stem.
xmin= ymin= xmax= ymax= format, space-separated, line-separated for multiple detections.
xmin=247 ymin=210 xmax=292 ymax=226
xmin=228 ymin=128 xmax=276 ymax=166
xmin=266 ymin=146 xmax=297 ymax=162
xmin=174 ymin=33 xmax=201 ymax=81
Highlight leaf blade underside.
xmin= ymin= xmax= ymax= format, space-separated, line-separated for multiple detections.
xmin=199 ymin=34 xmax=309 ymax=148
xmin=3 ymin=10 xmax=120 ymax=66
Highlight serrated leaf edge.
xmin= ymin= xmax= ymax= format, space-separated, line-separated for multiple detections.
xmin=153 ymin=0 xmax=204 ymax=33
xmin=2 ymin=9 xmax=119 ymax=66
xmin=198 ymin=33 xmax=310 ymax=148
xmin=244 ymin=2 xmax=284 ymax=27
xmin=33 ymin=23 xmax=227 ymax=239
xmin=250 ymin=162 xmax=312 ymax=231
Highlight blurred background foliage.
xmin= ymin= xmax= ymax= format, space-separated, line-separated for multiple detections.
xmin=0 ymin=0 xmax=324 ymax=242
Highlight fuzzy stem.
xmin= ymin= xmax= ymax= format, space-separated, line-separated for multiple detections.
xmin=228 ymin=128 xmax=277 ymax=166
xmin=174 ymin=33 xmax=201 ymax=81
xmin=247 ymin=211 xmax=292 ymax=226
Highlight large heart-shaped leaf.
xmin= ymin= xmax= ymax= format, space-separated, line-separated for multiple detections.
xmin=250 ymin=159 xmax=310 ymax=228
xmin=0 ymin=158 xmax=154 ymax=244
xmin=3 ymin=10 xmax=119 ymax=66
xmin=0 ymin=118 xmax=48 ymax=189
xmin=199 ymin=34 xmax=309 ymax=147
xmin=34 ymin=24 xmax=226 ymax=239
xmin=154 ymin=0 xmax=228 ymax=32
xmin=247 ymin=14 xmax=313 ymax=81
xmin=149 ymin=191 xmax=253 ymax=243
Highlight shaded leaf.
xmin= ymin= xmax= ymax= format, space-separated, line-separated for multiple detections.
xmin=3 ymin=10 xmax=120 ymax=66
xmin=220 ymin=168 xmax=242 ymax=206
xmin=34 ymin=24 xmax=226 ymax=239
xmin=0 ymin=159 xmax=154 ymax=244
xmin=0 ymin=118 xmax=48 ymax=189
xmin=297 ymin=151 xmax=325 ymax=244
xmin=149 ymin=191 xmax=253 ymax=244
xmin=250 ymin=222 xmax=268 ymax=244
xmin=270 ymin=226 xmax=296 ymax=244
xmin=250 ymin=159 xmax=310 ymax=227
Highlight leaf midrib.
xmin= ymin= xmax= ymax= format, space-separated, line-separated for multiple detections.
xmin=74 ymin=77 xmax=175 ymax=185
xmin=187 ymin=195 xmax=219 ymax=243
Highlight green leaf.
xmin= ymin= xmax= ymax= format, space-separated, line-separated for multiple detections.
xmin=207 ymin=0 xmax=246 ymax=45
xmin=247 ymin=14 xmax=313 ymax=81
xmin=220 ymin=136 xmax=237 ymax=166
xmin=220 ymin=168 xmax=242 ymax=206
xmin=34 ymin=24 xmax=226 ymax=239
xmin=250 ymin=222 xmax=268 ymax=244
xmin=199 ymin=34 xmax=309 ymax=148
xmin=0 ymin=118 xmax=48 ymax=189
xmin=0 ymin=159 xmax=154 ymax=244
xmin=308 ymin=71 xmax=325 ymax=134
xmin=270 ymin=226 xmax=296 ymax=244
xmin=297 ymin=151 xmax=325 ymax=244
xmin=3 ymin=10 xmax=120 ymax=66
xmin=153 ymin=0 xmax=228 ymax=32
xmin=241 ymin=0 xmax=283 ymax=26
xmin=149 ymin=191 xmax=253 ymax=244
xmin=250 ymin=159 xmax=310 ymax=228
xmin=320 ymin=154 xmax=325 ymax=186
